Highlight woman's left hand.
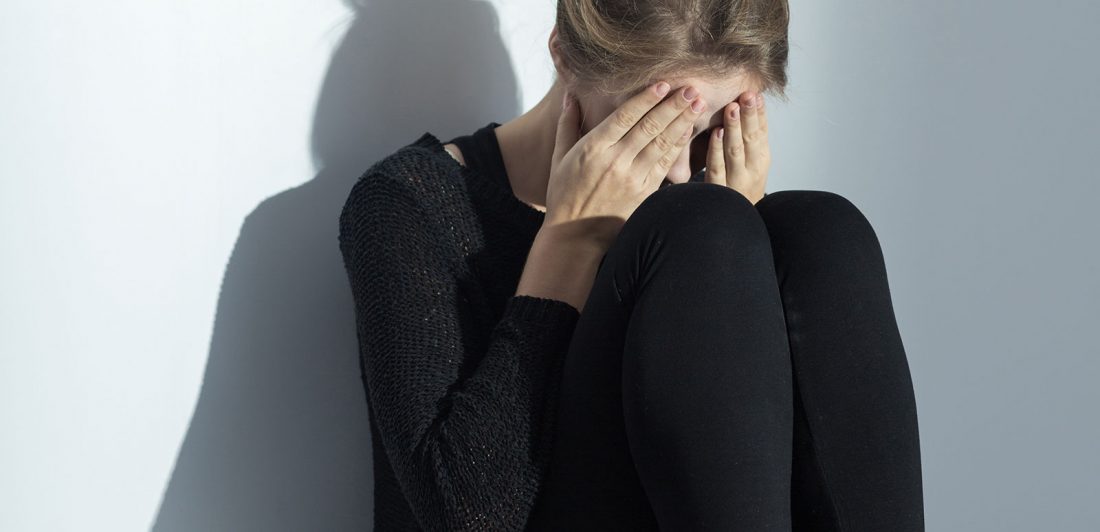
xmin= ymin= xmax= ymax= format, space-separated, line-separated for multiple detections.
xmin=702 ymin=91 xmax=769 ymax=205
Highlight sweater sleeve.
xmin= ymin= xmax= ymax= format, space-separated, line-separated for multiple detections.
xmin=337 ymin=170 xmax=581 ymax=531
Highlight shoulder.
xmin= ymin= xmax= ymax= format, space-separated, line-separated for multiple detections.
xmin=350 ymin=131 xmax=458 ymax=199
xmin=338 ymin=131 xmax=462 ymax=247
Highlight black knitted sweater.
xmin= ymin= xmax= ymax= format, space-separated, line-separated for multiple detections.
xmin=337 ymin=122 xmax=582 ymax=531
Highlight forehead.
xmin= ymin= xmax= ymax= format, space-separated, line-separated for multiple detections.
xmin=616 ymin=74 xmax=761 ymax=134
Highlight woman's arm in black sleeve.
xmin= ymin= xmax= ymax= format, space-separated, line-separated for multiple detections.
xmin=338 ymin=170 xmax=581 ymax=531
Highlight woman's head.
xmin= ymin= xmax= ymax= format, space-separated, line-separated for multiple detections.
xmin=549 ymin=0 xmax=790 ymax=182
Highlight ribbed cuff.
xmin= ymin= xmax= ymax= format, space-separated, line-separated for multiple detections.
xmin=505 ymin=295 xmax=581 ymax=323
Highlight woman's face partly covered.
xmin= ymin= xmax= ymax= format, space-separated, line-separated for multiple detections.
xmin=576 ymin=74 xmax=764 ymax=186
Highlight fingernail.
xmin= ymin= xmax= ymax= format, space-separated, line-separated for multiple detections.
xmin=691 ymin=98 xmax=705 ymax=112
xmin=718 ymin=127 xmax=725 ymax=140
xmin=745 ymin=94 xmax=757 ymax=108
xmin=683 ymin=86 xmax=699 ymax=100
xmin=654 ymin=81 xmax=670 ymax=97
xmin=730 ymin=105 xmax=739 ymax=119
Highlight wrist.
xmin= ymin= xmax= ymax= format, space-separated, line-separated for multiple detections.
xmin=533 ymin=225 xmax=607 ymax=261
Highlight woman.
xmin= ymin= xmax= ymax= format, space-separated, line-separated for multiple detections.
xmin=338 ymin=0 xmax=924 ymax=530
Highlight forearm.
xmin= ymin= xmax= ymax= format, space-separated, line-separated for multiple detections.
xmin=515 ymin=226 xmax=606 ymax=314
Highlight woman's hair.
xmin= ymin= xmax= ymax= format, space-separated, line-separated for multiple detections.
xmin=555 ymin=0 xmax=790 ymax=101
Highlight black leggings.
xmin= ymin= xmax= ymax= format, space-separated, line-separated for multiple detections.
xmin=526 ymin=183 xmax=924 ymax=531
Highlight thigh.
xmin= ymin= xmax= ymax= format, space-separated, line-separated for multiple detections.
xmin=526 ymin=224 xmax=660 ymax=532
xmin=528 ymin=183 xmax=790 ymax=531
xmin=756 ymin=190 xmax=925 ymax=531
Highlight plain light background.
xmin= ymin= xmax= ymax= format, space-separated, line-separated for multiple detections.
xmin=2 ymin=0 xmax=1097 ymax=530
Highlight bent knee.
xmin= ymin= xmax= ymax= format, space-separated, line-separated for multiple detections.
xmin=620 ymin=182 xmax=772 ymax=262
xmin=758 ymin=189 xmax=883 ymax=259
xmin=631 ymin=183 xmax=760 ymax=231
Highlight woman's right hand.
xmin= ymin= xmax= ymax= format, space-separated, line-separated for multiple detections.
xmin=543 ymin=81 xmax=706 ymax=252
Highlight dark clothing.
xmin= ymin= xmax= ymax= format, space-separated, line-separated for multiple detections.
xmin=526 ymin=181 xmax=925 ymax=531
xmin=338 ymin=122 xmax=924 ymax=531
xmin=338 ymin=123 xmax=579 ymax=531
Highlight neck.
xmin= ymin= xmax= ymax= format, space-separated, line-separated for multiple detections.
xmin=493 ymin=80 xmax=568 ymax=213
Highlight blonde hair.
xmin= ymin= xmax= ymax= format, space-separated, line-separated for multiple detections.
xmin=555 ymin=0 xmax=791 ymax=101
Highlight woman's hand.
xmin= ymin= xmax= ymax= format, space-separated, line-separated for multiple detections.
xmin=703 ymin=91 xmax=770 ymax=205
xmin=544 ymin=81 xmax=704 ymax=253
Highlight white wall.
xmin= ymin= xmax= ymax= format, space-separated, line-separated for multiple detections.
xmin=2 ymin=1 xmax=1097 ymax=531
xmin=2 ymin=1 xmax=354 ymax=530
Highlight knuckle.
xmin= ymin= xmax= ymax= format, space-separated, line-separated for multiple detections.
xmin=638 ymin=115 xmax=663 ymax=137
xmin=609 ymin=157 xmax=631 ymax=178
xmin=658 ymin=148 xmax=679 ymax=168
xmin=651 ymin=133 xmax=673 ymax=152
xmin=579 ymin=141 xmax=600 ymax=161
xmin=601 ymin=162 xmax=622 ymax=182
xmin=613 ymin=109 xmax=638 ymax=131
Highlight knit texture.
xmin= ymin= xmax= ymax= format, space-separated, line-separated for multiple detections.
xmin=337 ymin=123 xmax=582 ymax=531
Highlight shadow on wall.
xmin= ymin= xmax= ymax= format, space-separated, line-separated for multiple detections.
xmin=151 ymin=0 xmax=521 ymax=530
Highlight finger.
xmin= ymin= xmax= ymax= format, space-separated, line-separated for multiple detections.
xmin=704 ymin=127 xmax=725 ymax=185
xmin=740 ymin=92 xmax=765 ymax=154
xmin=757 ymin=93 xmax=769 ymax=136
xmin=633 ymin=96 xmax=702 ymax=175
xmin=749 ymin=93 xmax=772 ymax=174
xmin=552 ymin=91 xmax=580 ymax=166
xmin=643 ymin=118 xmax=694 ymax=190
xmin=724 ymin=102 xmax=749 ymax=183
xmin=596 ymin=83 xmax=697 ymax=156
xmin=584 ymin=81 xmax=672 ymax=149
